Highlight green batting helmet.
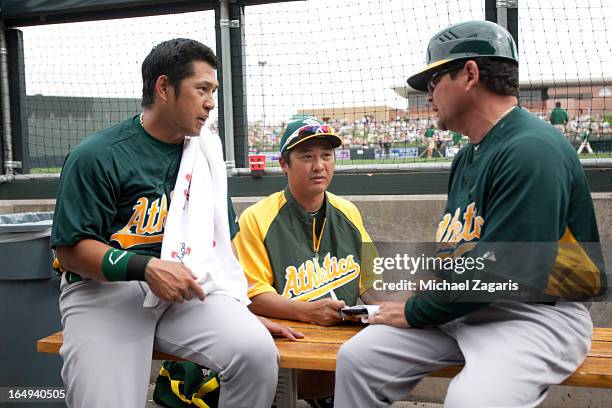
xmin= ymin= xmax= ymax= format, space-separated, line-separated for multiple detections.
xmin=407 ymin=20 xmax=518 ymax=92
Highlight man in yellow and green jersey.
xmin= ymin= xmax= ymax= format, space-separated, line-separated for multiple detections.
xmin=233 ymin=117 xmax=375 ymax=405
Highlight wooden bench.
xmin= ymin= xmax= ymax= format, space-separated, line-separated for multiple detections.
xmin=38 ymin=319 xmax=612 ymax=407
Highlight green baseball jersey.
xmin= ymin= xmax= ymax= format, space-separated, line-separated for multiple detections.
xmin=549 ymin=107 xmax=569 ymax=125
xmin=52 ymin=115 xmax=239 ymax=259
xmin=452 ymin=132 xmax=463 ymax=146
xmin=425 ymin=127 xmax=436 ymax=138
xmin=234 ymin=188 xmax=373 ymax=306
xmin=405 ymin=107 xmax=605 ymax=327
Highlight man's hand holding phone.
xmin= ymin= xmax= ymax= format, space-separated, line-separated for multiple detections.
xmin=340 ymin=305 xmax=369 ymax=316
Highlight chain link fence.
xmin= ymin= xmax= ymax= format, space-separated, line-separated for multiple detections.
xmin=9 ymin=0 xmax=612 ymax=174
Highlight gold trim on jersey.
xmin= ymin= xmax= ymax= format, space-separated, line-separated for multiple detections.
xmin=545 ymin=227 xmax=601 ymax=298
xmin=327 ymin=193 xmax=373 ymax=244
xmin=108 ymin=232 xmax=164 ymax=248
xmin=110 ymin=195 xmax=168 ymax=248
xmin=236 ymin=192 xmax=288 ymax=298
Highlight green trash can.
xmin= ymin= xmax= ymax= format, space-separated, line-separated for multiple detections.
xmin=0 ymin=212 xmax=64 ymax=407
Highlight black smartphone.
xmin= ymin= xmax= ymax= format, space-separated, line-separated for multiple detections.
xmin=341 ymin=305 xmax=368 ymax=316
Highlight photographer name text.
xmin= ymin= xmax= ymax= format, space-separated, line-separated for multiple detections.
xmin=373 ymin=279 xmax=519 ymax=293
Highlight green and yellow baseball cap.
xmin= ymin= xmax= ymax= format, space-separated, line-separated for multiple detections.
xmin=407 ymin=20 xmax=519 ymax=92
xmin=279 ymin=117 xmax=342 ymax=154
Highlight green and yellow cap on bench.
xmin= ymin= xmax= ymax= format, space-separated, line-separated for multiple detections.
xmin=407 ymin=20 xmax=519 ymax=92
xmin=279 ymin=117 xmax=342 ymax=154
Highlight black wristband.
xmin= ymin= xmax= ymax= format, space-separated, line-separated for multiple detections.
xmin=126 ymin=254 xmax=153 ymax=281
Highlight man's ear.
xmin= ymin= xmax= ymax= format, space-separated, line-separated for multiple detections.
xmin=155 ymin=75 xmax=172 ymax=102
xmin=463 ymin=60 xmax=481 ymax=91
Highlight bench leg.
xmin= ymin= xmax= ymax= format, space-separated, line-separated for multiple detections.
xmin=274 ymin=368 xmax=298 ymax=408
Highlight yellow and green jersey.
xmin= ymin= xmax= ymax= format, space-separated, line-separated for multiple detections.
xmin=234 ymin=188 xmax=372 ymax=306
xmin=406 ymin=107 xmax=606 ymax=327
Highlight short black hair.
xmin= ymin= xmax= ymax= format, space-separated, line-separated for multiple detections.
xmin=475 ymin=58 xmax=519 ymax=97
xmin=449 ymin=57 xmax=519 ymax=98
xmin=280 ymin=150 xmax=292 ymax=167
xmin=555 ymin=101 xmax=562 ymax=108
xmin=141 ymin=38 xmax=218 ymax=108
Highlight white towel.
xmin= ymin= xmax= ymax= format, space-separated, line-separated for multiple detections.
xmin=143 ymin=126 xmax=250 ymax=308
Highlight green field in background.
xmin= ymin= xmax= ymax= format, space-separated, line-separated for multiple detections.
xmin=27 ymin=152 xmax=612 ymax=174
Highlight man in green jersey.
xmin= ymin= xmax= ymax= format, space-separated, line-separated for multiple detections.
xmin=451 ymin=131 xmax=463 ymax=147
xmin=51 ymin=39 xmax=297 ymax=408
xmin=550 ymin=101 xmax=569 ymax=134
xmin=335 ymin=21 xmax=605 ymax=407
xmin=234 ymin=117 xmax=375 ymax=405
xmin=419 ymin=124 xmax=438 ymax=158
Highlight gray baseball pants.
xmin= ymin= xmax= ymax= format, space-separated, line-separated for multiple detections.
xmin=58 ymin=275 xmax=278 ymax=408
xmin=334 ymin=301 xmax=592 ymax=408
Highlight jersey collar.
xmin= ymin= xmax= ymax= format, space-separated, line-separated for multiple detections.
xmin=283 ymin=187 xmax=329 ymax=225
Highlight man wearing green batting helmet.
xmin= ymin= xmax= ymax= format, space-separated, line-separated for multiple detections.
xmin=334 ymin=20 xmax=605 ymax=407
xmin=406 ymin=20 xmax=519 ymax=93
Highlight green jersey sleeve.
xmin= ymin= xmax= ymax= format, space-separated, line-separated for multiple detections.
xmin=51 ymin=140 xmax=118 ymax=247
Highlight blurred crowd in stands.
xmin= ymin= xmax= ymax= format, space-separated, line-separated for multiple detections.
xmin=209 ymin=110 xmax=611 ymax=154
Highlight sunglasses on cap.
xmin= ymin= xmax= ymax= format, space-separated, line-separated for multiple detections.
xmin=282 ymin=124 xmax=336 ymax=151
xmin=427 ymin=63 xmax=466 ymax=93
